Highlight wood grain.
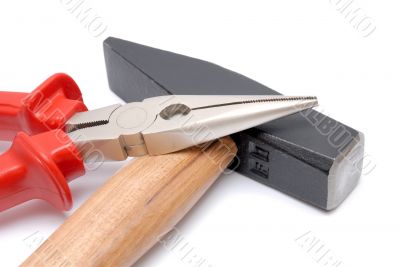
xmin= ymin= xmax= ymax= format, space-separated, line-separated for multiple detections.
xmin=22 ymin=137 xmax=237 ymax=267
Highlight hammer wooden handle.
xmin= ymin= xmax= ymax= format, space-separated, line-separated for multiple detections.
xmin=22 ymin=137 xmax=237 ymax=267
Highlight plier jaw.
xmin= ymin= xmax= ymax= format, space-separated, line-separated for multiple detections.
xmin=65 ymin=95 xmax=318 ymax=160
xmin=141 ymin=95 xmax=318 ymax=156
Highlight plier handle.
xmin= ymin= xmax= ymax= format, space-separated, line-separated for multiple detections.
xmin=0 ymin=74 xmax=87 ymax=212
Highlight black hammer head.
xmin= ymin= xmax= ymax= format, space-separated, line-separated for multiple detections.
xmin=103 ymin=37 xmax=364 ymax=210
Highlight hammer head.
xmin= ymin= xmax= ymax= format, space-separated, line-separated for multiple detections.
xmin=103 ymin=37 xmax=364 ymax=210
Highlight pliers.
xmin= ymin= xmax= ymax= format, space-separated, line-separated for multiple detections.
xmin=0 ymin=73 xmax=318 ymax=212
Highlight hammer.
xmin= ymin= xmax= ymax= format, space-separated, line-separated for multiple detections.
xmin=22 ymin=38 xmax=363 ymax=266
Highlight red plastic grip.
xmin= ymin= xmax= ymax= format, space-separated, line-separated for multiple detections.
xmin=0 ymin=73 xmax=87 ymax=141
xmin=0 ymin=130 xmax=85 ymax=212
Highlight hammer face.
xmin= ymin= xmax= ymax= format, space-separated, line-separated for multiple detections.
xmin=327 ymin=133 xmax=364 ymax=210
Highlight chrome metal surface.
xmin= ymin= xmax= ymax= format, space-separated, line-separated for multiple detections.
xmin=66 ymin=95 xmax=318 ymax=161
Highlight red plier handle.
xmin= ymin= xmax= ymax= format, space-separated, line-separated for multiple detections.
xmin=0 ymin=73 xmax=86 ymax=140
xmin=0 ymin=74 xmax=87 ymax=212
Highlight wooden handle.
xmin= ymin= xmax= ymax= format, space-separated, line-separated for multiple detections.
xmin=22 ymin=137 xmax=237 ymax=267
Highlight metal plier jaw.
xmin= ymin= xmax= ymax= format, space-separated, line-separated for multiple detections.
xmin=66 ymin=95 xmax=318 ymax=161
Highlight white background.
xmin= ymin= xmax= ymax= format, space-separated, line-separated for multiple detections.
xmin=0 ymin=1 xmax=397 ymax=266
